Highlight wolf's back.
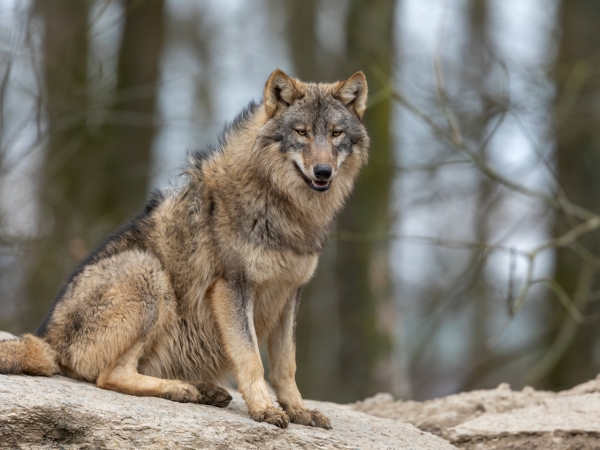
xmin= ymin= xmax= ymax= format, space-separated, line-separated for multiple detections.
xmin=0 ymin=333 xmax=58 ymax=376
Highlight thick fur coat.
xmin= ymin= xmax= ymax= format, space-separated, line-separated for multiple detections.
xmin=0 ymin=69 xmax=370 ymax=429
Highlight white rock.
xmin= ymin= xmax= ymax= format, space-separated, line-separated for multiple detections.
xmin=0 ymin=331 xmax=16 ymax=341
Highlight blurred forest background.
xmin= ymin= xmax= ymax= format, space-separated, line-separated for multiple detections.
xmin=1 ymin=0 xmax=600 ymax=403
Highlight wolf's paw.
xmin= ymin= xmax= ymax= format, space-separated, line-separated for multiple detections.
xmin=250 ymin=406 xmax=289 ymax=428
xmin=195 ymin=382 xmax=232 ymax=408
xmin=287 ymin=407 xmax=332 ymax=429
xmin=162 ymin=382 xmax=201 ymax=403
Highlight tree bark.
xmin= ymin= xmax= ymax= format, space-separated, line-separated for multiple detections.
xmin=23 ymin=0 xmax=93 ymax=332
xmin=20 ymin=0 xmax=166 ymax=333
xmin=334 ymin=0 xmax=398 ymax=401
xmin=542 ymin=0 xmax=600 ymax=390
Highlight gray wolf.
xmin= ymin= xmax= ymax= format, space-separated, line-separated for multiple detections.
xmin=0 ymin=69 xmax=369 ymax=429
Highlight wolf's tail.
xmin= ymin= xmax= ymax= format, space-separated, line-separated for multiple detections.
xmin=0 ymin=333 xmax=59 ymax=376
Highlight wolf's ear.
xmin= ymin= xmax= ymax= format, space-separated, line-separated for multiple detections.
xmin=335 ymin=71 xmax=368 ymax=120
xmin=264 ymin=69 xmax=302 ymax=118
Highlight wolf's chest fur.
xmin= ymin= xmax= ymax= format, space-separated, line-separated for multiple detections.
xmin=246 ymin=247 xmax=318 ymax=339
xmin=212 ymin=198 xmax=320 ymax=338
xmin=240 ymin=242 xmax=318 ymax=286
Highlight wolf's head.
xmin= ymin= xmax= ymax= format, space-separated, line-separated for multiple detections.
xmin=257 ymin=70 xmax=369 ymax=196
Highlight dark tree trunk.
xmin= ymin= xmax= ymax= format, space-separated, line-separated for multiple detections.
xmin=334 ymin=0 xmax=398 ymax=401
xmin=20 ymin=0 xmax=166 ymax=333
xmin=22 ymin=0 xmax=93 ymax=332
xmin=540 ymin=0 xmax=600 ymax=390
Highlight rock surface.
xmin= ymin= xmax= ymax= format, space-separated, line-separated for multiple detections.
xmin=354 ymin=377 xmax=600 ymax=450
xmin=5 ymin=323 xmax=600 ymax=450
xmin=0 ymin=332 xmax=16 ymax=341
xmin=0 ymin=374 xmax=455 ymax=449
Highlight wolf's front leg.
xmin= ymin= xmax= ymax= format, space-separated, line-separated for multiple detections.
xmin=267 ymin=288 xmax=332 ymax=430
xmin=211 ymin=278 xmax=289 ymax=428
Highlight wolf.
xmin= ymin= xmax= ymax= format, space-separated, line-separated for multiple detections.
xmin=0 ymin=69 xmax=369 ymax=429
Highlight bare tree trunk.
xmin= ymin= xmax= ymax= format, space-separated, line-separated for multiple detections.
xmin=284 ymin=0 xmax=320 ymax=81
xmin=101 ymin=0 xmax=166 ymax=219
xmin=21 ymin=0 xmax=166 ymax=332
xmin=334 ymin=0 xmax=399 ymax=401
xmin=539 ymin=0 xmax=600 ymax=390
xmin=22 ymin=0 xmax=92 ymax=332
xmin=464 ymin=0 xmax=497 ymax=382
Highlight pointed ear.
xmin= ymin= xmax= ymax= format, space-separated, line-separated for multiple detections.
xmin=264 ymin=69 xmax=303 ymax=118
xmin=335 ymin=71 xmax=368 ymax=119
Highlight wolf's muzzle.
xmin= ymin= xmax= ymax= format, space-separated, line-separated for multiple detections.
xmin=294 ymin=162 xmax=332 ymax=192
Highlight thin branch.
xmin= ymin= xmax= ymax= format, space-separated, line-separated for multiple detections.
xmin=333 ymin=231 xmax=528 ymax=255
xmin=529 ymin=217 xmax=600 ymax=256
xmin=525 ymin=265 xmax=595 ymax=385
xmin=532 ymin=278 xmax=600 ymax=325
xmin=390 ymin=87 xmax=598 ymax=222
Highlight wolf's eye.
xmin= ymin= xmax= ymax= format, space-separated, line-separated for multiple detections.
xmin=332 ymin=130 xmax=343 ymax=137
xmin=296 ymin=129 xmax=307 ymax=136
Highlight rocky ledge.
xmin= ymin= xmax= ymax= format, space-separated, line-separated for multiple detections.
xmin=354 ymin=377 xmax=600 ymax=450
xmin=0 ymin=374 xmax=454 ymax=449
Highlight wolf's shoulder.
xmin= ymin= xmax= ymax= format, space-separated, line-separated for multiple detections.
xmin=187 ymin=99 xmax=262 ymax=172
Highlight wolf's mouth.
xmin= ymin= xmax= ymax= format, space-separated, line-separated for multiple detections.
xmin=309 ymin=180 xmax=331 ymax=191
xmin=294 ymin=163 xmax=331 ymax=192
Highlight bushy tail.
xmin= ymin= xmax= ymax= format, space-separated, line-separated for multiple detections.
xmin=0 ymin=333 xmax=59 ymax=376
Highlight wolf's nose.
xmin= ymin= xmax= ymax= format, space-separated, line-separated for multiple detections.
xmin=314 ymin=165 xmax=332 ymax=180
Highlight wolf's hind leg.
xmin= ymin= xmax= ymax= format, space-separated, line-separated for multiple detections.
xmin=97 ymin=341 xmax=202 ymax=403
xmin=50 ymin=250 xmax=231 ymax=407
xmin=98 ymin=341 xmax=233 ymax=406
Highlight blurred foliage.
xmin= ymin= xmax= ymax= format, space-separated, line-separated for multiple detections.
xmin=2 ymin=0 xmax=600 ymax=402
